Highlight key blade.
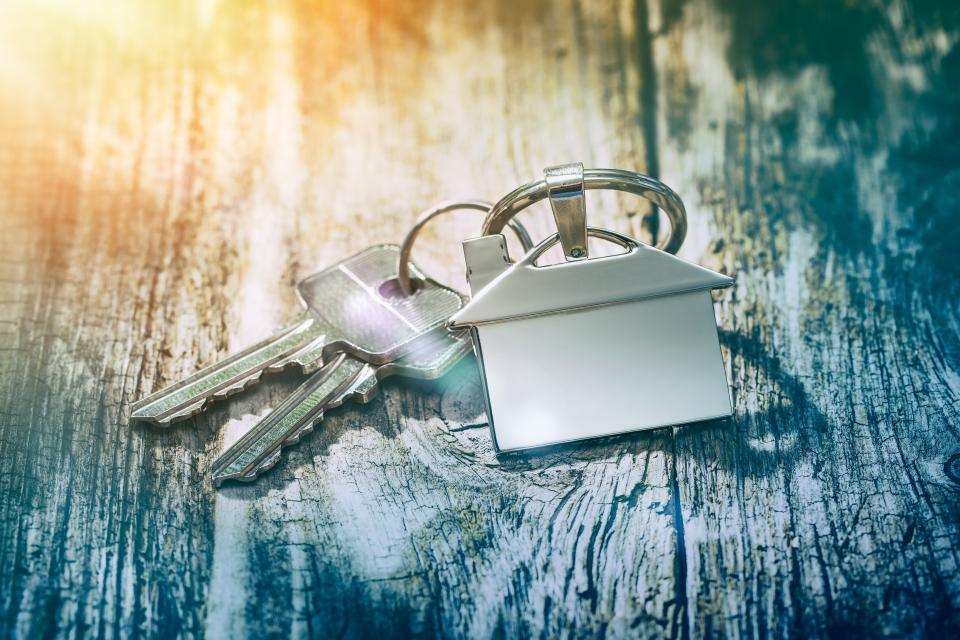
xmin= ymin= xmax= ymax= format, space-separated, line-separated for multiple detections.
xmin=211 ymin=329 xmax=473 ymax=486
xmin=267 ymin=332 xmax=328 ymax=374
xmin=212 ymin=353 xmax=374 ymax=485
xmin=130 ymin=316 xmax=325 ymax=425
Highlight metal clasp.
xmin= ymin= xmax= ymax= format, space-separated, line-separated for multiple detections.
xmin=544 ymin=162 xmax=588 ymax=260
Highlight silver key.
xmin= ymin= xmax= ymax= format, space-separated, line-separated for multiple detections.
xmin=130 ymin=246 xmax=462 ymax=424
xmin=211 ymin=328 xmax=471 ymax=485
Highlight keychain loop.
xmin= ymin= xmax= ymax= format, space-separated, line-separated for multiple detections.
xmin=481 ymin=167 xmax=688 ymax=256
xmin=397 ymin=199 xmax=535 ymax=296
xmin=517 ymin=226 xmax=638 ymax=267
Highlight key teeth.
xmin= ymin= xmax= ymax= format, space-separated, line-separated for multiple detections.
xmin=211 ymin=371 xmax=265 ymax=400
xmin=212 ymin=409 xmax=329 ymax=486
xmin=265 ymin=359 xmax=295 ymax=374
xmin=269 ymin=331 xmax=327 ymax=373
xmin=284 ymin=410 xmax=324 ymax=445
xmin=250 ymin=448 xmax=283 ymax=479
xmin=267 ymin=353 xmax=325 ymax=374
xmin=143 ymin=356 xmax=328 ymax=429
xmin=140 ymin=369 xmax=270 ymax=428
xmin=164 ymin=399 xmax=208 ymax=424
xmin=300 ymin=357 xmax=326 ymax=375
xmin=211 ymin=356 xmax=419 ymax=488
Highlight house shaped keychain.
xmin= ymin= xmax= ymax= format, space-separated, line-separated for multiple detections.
xmin=449 ymin=164 xmax=734 ymax=452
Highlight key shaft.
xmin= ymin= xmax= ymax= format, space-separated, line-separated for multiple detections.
xmin=212 ymin=329 xmax=471 ymax=485
xmin=211 ymin=353 xmax=374 ymax=484
xmin=131 ymin=315 xmax=326 ymax=424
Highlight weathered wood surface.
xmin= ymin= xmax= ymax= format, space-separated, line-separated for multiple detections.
xmin=1 ymin=0 xmax=959 ymax=637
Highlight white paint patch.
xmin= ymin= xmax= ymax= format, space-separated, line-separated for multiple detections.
xmin=748 ymin=431 xmax=797 ymax=453
xmin=324 ymin=427 xmax=433 ymax=577
xmin=204 ymin=414 xmax=261 ymax=640
xmin=781 ymin=229 xmax=816 ymax=363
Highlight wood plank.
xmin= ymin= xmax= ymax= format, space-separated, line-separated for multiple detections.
xmin=655 ymin=1 xmax=960 ymax=636
xmin=0 ymin=0 xmax=957 ymax=638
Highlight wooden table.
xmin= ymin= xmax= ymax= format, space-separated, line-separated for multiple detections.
xmin=1 ymin=1 xmax=958 ymax=637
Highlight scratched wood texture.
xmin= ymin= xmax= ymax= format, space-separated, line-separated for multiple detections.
xmin=1 ymin=0 xmax=959 ymax=638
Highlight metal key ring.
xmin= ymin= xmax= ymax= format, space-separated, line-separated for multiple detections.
xmin=397 ymin=199 xmax=536 ymax=296
xmin=481 ymin=166 xmax=688 ymax=257
xmin=518 ymin=226 xmax=638 ymax=267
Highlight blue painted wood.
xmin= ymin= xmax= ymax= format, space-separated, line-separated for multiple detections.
xmin=0 ymin=0 xmax=958 ymax=637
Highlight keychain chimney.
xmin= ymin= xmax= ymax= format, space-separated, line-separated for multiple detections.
xmin=462 ymin=235 xmax=512 ymax=296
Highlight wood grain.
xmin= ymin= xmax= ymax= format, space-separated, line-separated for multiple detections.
xmin=0 ymin=0 xmax=958 ymax=638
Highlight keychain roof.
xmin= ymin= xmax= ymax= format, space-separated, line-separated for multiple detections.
xmin=450 ymin=227 xmax=733 ymax=326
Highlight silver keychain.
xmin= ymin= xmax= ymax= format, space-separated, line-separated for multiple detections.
xmin=450 ymin=163 xmax=734 ymax=452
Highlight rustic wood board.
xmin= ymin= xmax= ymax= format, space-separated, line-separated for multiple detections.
xmin=1 ymin=0 xmax=958 ymax=637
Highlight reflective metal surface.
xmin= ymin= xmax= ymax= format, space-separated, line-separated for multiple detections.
xmin=544 ymin=162 xmax=589 ymax=260
xmin=473 ymin=291 xmax=731 ymax=451
xmin=451 ymin=228 xmax=733 ymax=327
xmin=457 ymin=169 xmax=733 ymax=451
xmin=481 ymin=168 xmax=689 ymax=255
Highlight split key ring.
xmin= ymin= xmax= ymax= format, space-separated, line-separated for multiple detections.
xmin=482 ymin=164 xmax=688 ymax=261
xmin=396 ymin=200 xmax=535 ymax=296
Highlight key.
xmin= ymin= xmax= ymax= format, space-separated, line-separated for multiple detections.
xmin=211 ymin=327 xmax=470 ymax=485
xmin=130 ymin=245 xmax=463 ymax=425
